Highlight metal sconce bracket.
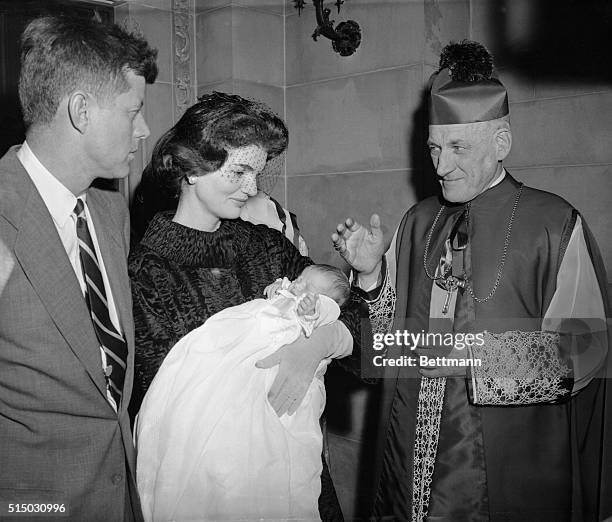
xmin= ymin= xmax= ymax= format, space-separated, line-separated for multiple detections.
xmin=294 ymin=0 xmax=361 ymax=57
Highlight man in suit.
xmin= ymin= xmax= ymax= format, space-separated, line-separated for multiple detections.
xmin=0 ymin=15 xmax=157 ymax=521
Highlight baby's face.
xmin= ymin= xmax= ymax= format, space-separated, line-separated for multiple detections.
xmin=288 ymin=267 xmax=332 ymax=297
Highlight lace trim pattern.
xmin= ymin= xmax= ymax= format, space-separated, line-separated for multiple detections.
xmin=365 ymin=263 xmax=397 ymax=335
xmin=469 ymin=330 xmax=571 ymax=405
xmin=412 ymin=376 xmax=446 ymax=522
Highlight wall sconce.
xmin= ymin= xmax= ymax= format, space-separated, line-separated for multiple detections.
xmin=293 ymin=0 xmax=361 ymax=57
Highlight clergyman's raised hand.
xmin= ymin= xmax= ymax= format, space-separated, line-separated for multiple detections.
xmin=331 ymin=214 xmax=385 ymax=277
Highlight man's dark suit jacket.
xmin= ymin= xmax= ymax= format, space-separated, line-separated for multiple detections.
xmin=0 ymin=146 xmax=141 ymax=521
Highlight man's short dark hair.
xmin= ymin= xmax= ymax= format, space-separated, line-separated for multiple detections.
xmin=18 ymin=15 xmax=158 ymax=128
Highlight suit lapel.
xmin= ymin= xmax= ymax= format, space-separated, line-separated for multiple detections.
xmin=88 ymin=195 xmax=131 ymax=337
xmin=12 ymin=175 xmax=109 ymax=401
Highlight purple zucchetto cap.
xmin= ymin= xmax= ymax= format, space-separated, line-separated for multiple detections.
xmin=429 ymin=40 xmax=509 ymax=125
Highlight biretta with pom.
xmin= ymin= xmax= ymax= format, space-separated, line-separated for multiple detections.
xmin=429 ymin=40 xmax=508 ymax=124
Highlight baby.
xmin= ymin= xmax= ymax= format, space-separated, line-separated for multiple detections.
xmin=263 ymin=264 xmax=350 ymax=335
xmin=136 ymin=264 xmax=350 ymax=522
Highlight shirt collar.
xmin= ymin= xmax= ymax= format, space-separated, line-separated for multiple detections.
xmin=17 ymin=141 xmax=84 ymax=228
xmin=488 ymin=168 xmax=506 ymax=189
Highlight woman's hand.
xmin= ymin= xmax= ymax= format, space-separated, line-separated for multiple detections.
xmin=255 ymin=322 xmax=350 ymax=416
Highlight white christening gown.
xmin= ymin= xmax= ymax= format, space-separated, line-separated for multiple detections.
xmin=136 ymin=286 xmax=339 ymax=522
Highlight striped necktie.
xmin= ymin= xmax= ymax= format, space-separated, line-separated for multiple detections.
xmin=74 ymin=198 xmax=127 ymax=406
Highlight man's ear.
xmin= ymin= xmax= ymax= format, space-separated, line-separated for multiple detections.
xmin=67 ymin=91 xmax=90 ymax=134
xmin=495 ymin=128 xmax=512 ymax=161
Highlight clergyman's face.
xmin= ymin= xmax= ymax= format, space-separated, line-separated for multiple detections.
xmin=427 ymin=122 xmax=503 ymax=203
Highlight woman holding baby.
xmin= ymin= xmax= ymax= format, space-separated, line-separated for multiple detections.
xmin=129 ymin=92 xmax=365 ymax=521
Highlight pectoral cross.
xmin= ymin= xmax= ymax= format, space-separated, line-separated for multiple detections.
xmin=441 ymin=275 xmax=464 ymax=315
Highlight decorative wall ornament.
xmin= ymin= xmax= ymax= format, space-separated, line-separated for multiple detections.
xmin=293 ymin=0 xmax=361 ymax=57
xmin=172 ymin=0 xmax=195 ymax=120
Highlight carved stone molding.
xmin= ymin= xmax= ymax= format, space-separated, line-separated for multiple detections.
xmin=172 ymin=0 xmax=194 ymax=120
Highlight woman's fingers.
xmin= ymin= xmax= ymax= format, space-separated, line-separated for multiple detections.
xmin=255 ymin=351 xmax=280 ymax=369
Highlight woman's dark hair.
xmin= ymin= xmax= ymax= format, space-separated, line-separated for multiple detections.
xmin=145 ymin=92 xmax=289 ymax=199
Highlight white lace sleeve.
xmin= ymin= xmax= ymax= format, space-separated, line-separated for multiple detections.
xmin=364 ymin=261 xmax=396 ymax=335
xmin=467 ymin=217 xmax=609 ymax=406
xmin=541 ymin=217 xmax=608 ymax=394
xmin=467 ymin=330 xmax=572 ymax=405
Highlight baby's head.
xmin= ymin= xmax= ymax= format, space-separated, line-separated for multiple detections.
xmin=288 ymin=264 xmax=350 ymax=308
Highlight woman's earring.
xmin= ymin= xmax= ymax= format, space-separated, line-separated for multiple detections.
xmin=187 ymin=175 xmax=198 ymax=185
